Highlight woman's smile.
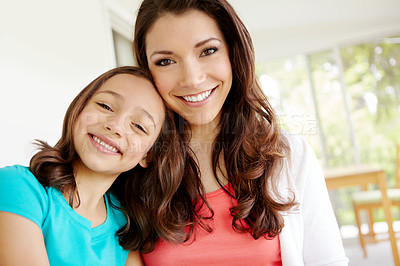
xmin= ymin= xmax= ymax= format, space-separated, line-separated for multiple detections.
xmin=146 ymin=10 xmax=232 ymax=126
xmin=180 ymin=87 xmax=216 ymax=105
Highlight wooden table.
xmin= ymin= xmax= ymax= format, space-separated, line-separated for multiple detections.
xmin=324 ymin=165 xmax=399 ymax=266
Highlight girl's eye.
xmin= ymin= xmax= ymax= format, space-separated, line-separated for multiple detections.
xmin=201 ymin=47 xmax=218 ymax=57
xmin=156 ymin=58 xmax=174 ymax=66
xmin=132 ymin=123 xmax=147 ymax=134
xmin=97 ymin=103 xmax=112 ymax=111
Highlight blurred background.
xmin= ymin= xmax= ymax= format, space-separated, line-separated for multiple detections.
xmin=1 ymin=0 xmax=400 ymax=262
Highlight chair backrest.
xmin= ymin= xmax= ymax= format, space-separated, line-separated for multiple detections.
xmin=396 ymin=143 xmax=400 ymax=188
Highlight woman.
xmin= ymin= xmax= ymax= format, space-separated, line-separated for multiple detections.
xmin=0 ymin=66 xmax=176 ymax=265
xmin=124 ymin=0 xmax=349 ymax=265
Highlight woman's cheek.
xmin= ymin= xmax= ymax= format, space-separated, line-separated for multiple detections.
xmin=154 ymin=74 xmax=173 ymax=97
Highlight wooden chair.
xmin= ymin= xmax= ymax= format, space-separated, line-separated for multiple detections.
xmin=351 ymin=143 xmax=400 ymax=257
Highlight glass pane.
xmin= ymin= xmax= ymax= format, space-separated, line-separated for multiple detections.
xmin=256 ymin=55 xmax=322 ymax=161
xmin=309 ymin=50 xmax=355 ymax=167
xmin=340 ymin=35 xmax=400 ymax=187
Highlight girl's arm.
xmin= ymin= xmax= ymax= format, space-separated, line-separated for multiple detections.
xmin=0 ymin=212 xmax=50 ymax=266
xmin=125 ymin=251 xmax=143 ymax=266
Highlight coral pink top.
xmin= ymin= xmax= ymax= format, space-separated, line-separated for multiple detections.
xmin=142 ymin=184 xmax=282 ymax=266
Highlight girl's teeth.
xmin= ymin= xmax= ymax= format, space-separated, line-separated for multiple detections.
xmin=182 ymin=89 xmax=212 ymax=103
xmin=92 ymin=135 xmax=118 ymax=152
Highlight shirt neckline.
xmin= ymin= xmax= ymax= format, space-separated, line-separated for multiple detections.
xmin=204 ymin=182 xmax=232 ymax=198
xmin=51 ymin=187 xmax=112 ymax=235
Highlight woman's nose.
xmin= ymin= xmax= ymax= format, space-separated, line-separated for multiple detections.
xmin=178 ymin=60 xmax=206 ymax=88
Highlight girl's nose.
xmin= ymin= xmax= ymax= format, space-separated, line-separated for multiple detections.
xmin=104 ymin=117 xmax=125 ymax=137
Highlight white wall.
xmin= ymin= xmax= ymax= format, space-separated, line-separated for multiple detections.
xmin=0 ymin=0 xmax=116 ymax=167
xmin=228 ymin=0 xmax=400 ymax=62
xmin=112 ymin=0 xmax=400 ymax=62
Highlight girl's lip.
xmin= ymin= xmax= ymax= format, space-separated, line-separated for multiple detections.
xmin=178 ymin=86 xmax=217 ymax=107
xmin=89 ymin=133 xmax=122 ymax=155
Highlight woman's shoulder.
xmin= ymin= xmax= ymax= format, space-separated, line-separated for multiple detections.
xmin=280 ymin=130 xmax=321 ymax=177
xmin=281 ymin=130 xmax=311 ymax=158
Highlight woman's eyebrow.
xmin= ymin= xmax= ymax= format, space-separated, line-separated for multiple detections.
xmin=194 ymin=37 xmax=221 ymax=48
xmin=150 ymin=50 xmax=173 ymax=60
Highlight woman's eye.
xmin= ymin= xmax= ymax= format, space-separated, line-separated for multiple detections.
xmin=132 ymin=123 xmax=147 ymax=134
xmin=156 ymin=58 xmax=174 ymax=66
xmin=97 ymin=103 xmax=112 ymax=111
xmin=201 ymin=47 xmax=218 ymax=57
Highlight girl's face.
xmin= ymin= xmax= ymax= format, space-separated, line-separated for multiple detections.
xmin=145 ymin=10 xmax=232 ymax=127
xmin=73 ymin=74 xmax=165 ymax=177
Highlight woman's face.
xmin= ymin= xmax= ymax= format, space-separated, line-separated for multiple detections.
xmin=73 ymin=74 xmax=165 ymax=177
xmin=145 ymin=10 xmax=232 ymax=127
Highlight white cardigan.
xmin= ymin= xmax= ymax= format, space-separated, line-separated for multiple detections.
xmin=279 ymin=133 xmax=349 ymax=265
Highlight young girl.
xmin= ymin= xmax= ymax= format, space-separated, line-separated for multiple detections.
xmin=123 ymin=0 xmax=349 ymax=265
xmin=0 ymin=66 xmax=169 ymax=265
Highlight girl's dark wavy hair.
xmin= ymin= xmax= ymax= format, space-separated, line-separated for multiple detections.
xmin=131 ymin=0 xmax=298 ymax=253
xmin=29 ymin=66 xmax=193 ymax=247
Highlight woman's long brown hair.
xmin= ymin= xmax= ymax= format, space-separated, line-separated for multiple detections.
xmin=131 ymin=0 xmax=298 ymax=253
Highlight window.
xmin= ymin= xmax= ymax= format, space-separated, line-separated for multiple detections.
xmin=256 ymin=35 xmax=400 ymax=226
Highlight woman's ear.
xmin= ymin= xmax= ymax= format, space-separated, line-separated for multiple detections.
xmin=139 ymin=155 xmax=148 ymax=168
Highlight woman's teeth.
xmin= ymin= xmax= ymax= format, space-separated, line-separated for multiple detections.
xmin=182 ymin=89 xmax=213 ymax=103
xmin=92 ymin=135 xmax=119 ymax=153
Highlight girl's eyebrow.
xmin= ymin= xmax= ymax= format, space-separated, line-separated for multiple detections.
xmin=96 ymin=90 xmax=156 ymax=128
xmin=139 ymin=108 xmax=156 ymax=128
xmin=96 ymin=90 xmax=122 ymax=99
xmin=149 ymin=37 xmax=221 ymax=60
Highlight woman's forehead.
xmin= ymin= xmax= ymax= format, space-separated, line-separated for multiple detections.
xmin=145 ymin=10 xmax=223 ymax=49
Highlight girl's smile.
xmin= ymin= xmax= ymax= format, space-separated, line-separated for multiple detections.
xmin=89 ymin=133 xmax=121 ymax=154
xmin=73 ymin=74 xmax=165 ymax=177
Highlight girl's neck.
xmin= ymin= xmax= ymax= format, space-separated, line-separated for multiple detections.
xmin=67 ymin=160 xmax=118 ymax=227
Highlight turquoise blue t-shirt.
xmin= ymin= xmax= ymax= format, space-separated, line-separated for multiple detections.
xmin=0 ymin=165 xmax=129 ymax=265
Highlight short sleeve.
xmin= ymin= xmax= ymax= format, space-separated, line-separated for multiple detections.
xmin=0 ymin=165 xmax=49 ymax=228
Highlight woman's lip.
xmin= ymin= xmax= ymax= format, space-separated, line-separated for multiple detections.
xmin=89 ymin=133 xmax=122 ymax=154
xmin=178 ymin=86 xmax=217 ymax=107
xmin=180 ymin=87 xmax=214 ymax=98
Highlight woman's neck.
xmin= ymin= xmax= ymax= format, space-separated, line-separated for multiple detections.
xmin=189 ymin=114 xmax=228 ymax=193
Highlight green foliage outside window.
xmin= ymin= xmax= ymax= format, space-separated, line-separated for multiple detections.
xmin=256 ymin=35 xmax=400 ymax=226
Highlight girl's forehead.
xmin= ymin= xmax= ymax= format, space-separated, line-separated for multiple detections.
xmin=98 ymin=75 xmax=160 ymax=104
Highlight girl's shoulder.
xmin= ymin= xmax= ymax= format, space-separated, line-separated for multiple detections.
xmin=0 ymin=165 xmax=49 ymax=227
xmin=0 ymin=164 xmax=47 ymax=194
